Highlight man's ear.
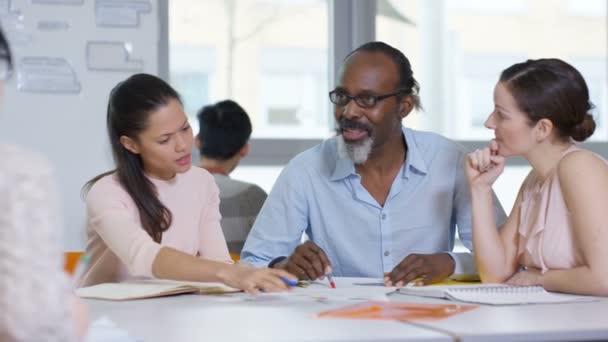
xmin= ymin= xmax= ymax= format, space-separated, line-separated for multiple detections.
xmin=398 ymin=95 xmax=415 ymax=119
xmin=195 ymin=134 xmax=201 ymax=151
xmin=534 ymin=118 xmax=554 ymax=142
xmin=119 ymin=135 xmax=140 ymax=155
xmin=239 ymin=143 xmax=250 ymax=158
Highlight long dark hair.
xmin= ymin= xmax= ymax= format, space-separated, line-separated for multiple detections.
xmin=83 ymin=74 xmax=181 ymax=242
xmin=500 ymin=58 xmax=596 ymax=142
xmin=0 ymin=25 xmax=12 ymax=71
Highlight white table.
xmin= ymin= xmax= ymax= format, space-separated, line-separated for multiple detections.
xmin=85 ymin=277 xmax=608 ymax=342
xmin=390 ymin=292 xmax=608 ymax=341
xmin=86 ymin=277 xmax=450 ymax=342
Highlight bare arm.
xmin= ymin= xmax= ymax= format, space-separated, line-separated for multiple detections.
xmin=465 ymin=142 xmax=524 ymax=283
xmin=471 ymin=184 xmax=523 ymax=283
xmin=151 ymin=247 xmax=295 ymax=293
xmin=541 ymin=152 xmax=608 ymax=296
xmin=152 ymin=247 xmax=231 ymax=282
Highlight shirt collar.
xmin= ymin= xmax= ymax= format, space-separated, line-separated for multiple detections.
xmin=401 ymin=127 xmax=428 ymax=178
xmin=330 ymin=154 xmax=356 ymax=181
xmin=330 ymin=126 xmax=429 ymax=181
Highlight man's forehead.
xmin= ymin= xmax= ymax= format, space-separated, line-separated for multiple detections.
xmin=338 ymin=52 xmax=399 ymax=89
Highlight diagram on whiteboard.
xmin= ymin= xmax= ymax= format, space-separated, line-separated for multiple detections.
xmin=37 ymin=20 xmax=70 ymax=31
xmin=17 ymin=57 xmax=81 ymax=94
xmin=86 ymin=41 xmax=144 ymax=72
xmin=95 ymin=0 xmax=151 ymax=28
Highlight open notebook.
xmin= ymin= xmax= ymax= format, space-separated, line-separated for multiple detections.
xmin=395 ymin=284 xmax=596 ymax=305
xmin=76 ymin=279 xmax=240 ymax=301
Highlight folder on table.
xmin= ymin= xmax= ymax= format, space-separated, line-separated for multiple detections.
xmin=316 ymin=301 xmax=477 ymax=321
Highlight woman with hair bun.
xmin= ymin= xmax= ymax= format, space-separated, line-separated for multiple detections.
xmin=465 ymin=58 xmax=608 ymax=296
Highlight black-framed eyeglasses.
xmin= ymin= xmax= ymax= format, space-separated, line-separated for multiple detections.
xmin=328 ymin=89 xmax=405 ymax=109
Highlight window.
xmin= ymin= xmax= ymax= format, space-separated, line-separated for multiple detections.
xmin=169 ymin=0 xmax=329 ymax=139
xmin=258 ymin=47 xmax=328 ymax=138
xmin=377 ymin=0 xmax=608 ymax=141
xmin=567 ymin=0 xmax=606 ymax=17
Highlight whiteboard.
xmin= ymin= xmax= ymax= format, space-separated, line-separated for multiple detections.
xmin=0 ymin=0 xmax=160 ymax=249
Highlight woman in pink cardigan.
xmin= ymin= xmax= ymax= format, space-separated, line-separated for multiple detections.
xmin=466 ymin=58 xmax=608 ymax=296
xmin=80 ymin=74 xmax=295 ymax=293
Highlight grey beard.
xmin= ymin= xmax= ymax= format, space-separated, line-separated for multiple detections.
xmin=337 ymin=134 xmax=374 ymax=164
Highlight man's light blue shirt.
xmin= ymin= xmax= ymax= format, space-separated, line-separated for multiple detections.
xmin=241 ymin=127 xmax=506 ymax=277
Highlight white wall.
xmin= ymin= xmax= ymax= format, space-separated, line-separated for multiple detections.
xmin=0 ymin=0 xmax=159 ymax=249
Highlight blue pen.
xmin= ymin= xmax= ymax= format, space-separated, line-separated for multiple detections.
xmin=281 ymin=277 xmax=298 ymax=287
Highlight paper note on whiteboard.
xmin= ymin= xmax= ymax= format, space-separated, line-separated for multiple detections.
xmin=32 ymin=0 xmax=83 ymax=4
xmin=95 ymin=0 xmax=151 ymax=28
xmin=17 ymin=57 xmax=81 ymax=93
xmin=86 ymin=41 xmax=144 ymax=72
xmin=37 ymin=20 xmax=71 ymax=31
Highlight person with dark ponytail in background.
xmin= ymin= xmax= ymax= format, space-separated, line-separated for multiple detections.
xmin=466 ymin=58 xmax=608 ymax=296
xmin=79 ymin=74 xmax=295 ymax=293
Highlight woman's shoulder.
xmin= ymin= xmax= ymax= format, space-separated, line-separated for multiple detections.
xmin=181 ymin=166 xmax=215 ymax=186
xmin=0 ymin=144 xmax=56 ymax=199
xmin=558 ymin=149 xmax=606 ymax=176
xmin=0 ymin=144 xmax=56 ymax=208
xmin=0 ymin=143 xmax=53 ymax=179
xmin=86 ymin=172 xmax=127 ymax=203
xmin=557 ymin=149 xmax=608 ymax=189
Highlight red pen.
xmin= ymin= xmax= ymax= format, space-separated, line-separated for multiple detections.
xmin=326 ymin=273 xmax=336 ymax=289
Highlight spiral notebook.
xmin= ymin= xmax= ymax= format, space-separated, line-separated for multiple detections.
xmin=395 ymin=284 xmax=596 ymax=305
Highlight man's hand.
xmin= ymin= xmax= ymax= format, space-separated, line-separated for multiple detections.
xmin=384 ymin=253 xmax=455 ymax=287
xmin=274 ymin=241 xmax=332 ymax=280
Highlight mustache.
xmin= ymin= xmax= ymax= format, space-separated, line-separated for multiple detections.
xmin=335 ymin=118 xmax=373 ymax=135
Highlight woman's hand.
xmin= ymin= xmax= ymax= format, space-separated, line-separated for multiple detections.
xmin=505 ymin=267 xmax=544 ymax=286
xmin=219 ymin=264 xmax=297 ymax=294
xmin=465 ymin=140 xmax=506 ymax=188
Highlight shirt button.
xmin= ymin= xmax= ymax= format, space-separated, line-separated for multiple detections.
xmin=381 ymin=214 xmax=387 ymax=220
xmin=384 ymin=251 xmax=390 ymax=256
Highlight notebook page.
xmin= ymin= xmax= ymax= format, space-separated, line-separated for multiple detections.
xmin=136 ymin=279 xmax=240 ymax=294
xmin=445 ymin=285 xmax=597 ymax=305
xmin=76 ymin=282 xmax=194 ymax=300
xmin=395 ymin=284 xmax=509 ymax=299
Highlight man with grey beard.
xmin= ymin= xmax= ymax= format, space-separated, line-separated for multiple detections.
xmin=242 ymin=41 xmax=506 ymax=286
